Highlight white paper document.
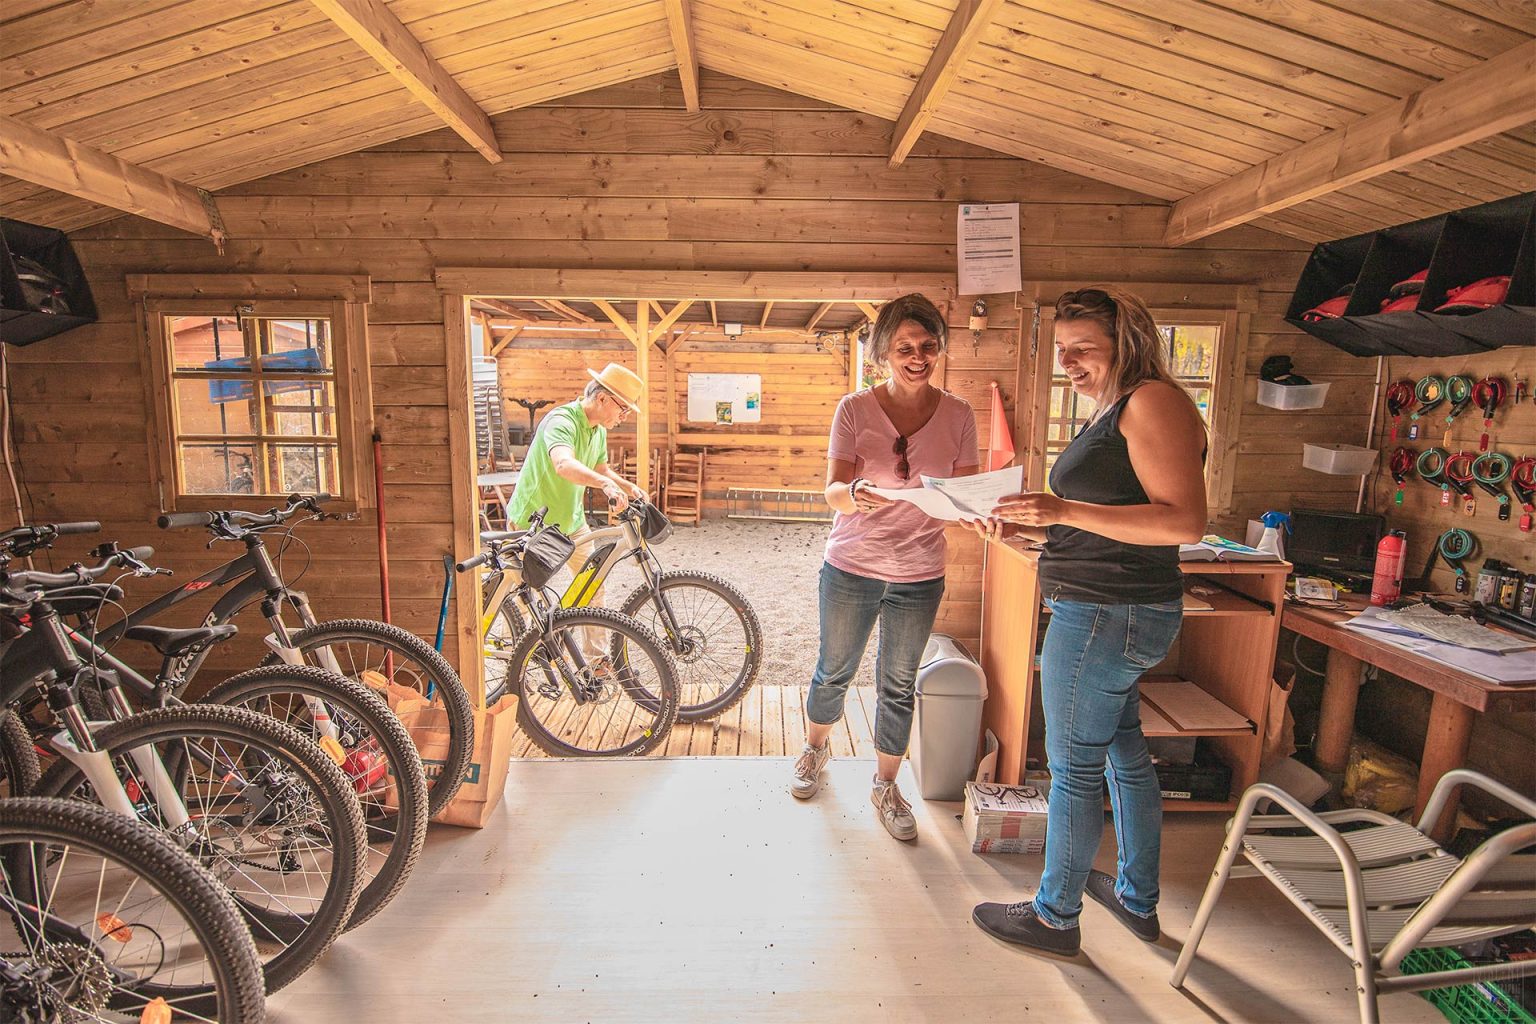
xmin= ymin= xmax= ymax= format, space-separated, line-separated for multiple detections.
xmin=1342 ymin=607 xmax=1536 ymax=685
xmin=870 ymin=465 xmax=1023 ymax=521
xmin=957 ymin=203 xmax=1022 ymax=295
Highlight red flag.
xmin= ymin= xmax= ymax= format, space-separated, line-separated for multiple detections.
xmin=986 ymin=380 xmax=1014 ymax=472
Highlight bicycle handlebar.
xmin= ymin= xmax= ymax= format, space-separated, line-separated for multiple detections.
xmin=157 ymin=493 xmax=333 ymax=535
xmin=455 ymin=552 xmax=490 ymax=573
xmin=0 ymin=521 xmax=102 ymax=558
xmin=55 ymin=521 xmax=102 ymax=535
xmin=158 ymin=511 xmax=215 ymax=530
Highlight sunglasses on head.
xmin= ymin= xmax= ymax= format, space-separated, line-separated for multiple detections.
xmin=1058 ymin=287 xmax=1114 ymax=309
xmin=893 ymin=435 xmax=910 ymax=481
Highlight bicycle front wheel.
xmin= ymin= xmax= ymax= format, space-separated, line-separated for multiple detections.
xmin=264 ymin=618 xmax=473 ymax=816
xmin=201 ymin=664 xmax=430 ymax=931
xmin=0 ymin=708 xmax=39 ymax=796
xmin=0 ymin=797 xmax=267 ymax=1023
xmin=33 ymin=704 xmax=366 ymax=996
xmin=619 ymin=570 xmax=763 ymax=722
xmin=512 ymin=607 xmax=679 ymax=757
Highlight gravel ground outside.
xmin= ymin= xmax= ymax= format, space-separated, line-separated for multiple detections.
xmin=585 ymin=515 xmax=879 ymax=691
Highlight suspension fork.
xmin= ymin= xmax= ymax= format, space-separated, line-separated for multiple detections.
xmin=636 ymin=546 xmax=688 ymax=648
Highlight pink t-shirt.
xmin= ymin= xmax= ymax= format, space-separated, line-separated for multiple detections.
xmin=824 ymin=388 xmax=979 ymax=583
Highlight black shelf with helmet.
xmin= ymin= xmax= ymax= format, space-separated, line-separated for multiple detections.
xmin=1286 ymin=192 xmax=1535 ymax=357
xmin=0 ymin=217 xmax=99 ymax=346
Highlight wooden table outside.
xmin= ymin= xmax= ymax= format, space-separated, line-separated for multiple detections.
xmin=1282 ymin=598 xmax=1536 ymax=840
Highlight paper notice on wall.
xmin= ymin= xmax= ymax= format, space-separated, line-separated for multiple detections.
xmin=957 ymin=203 xmax=1021 ymax=295
xmin=686 ymin=373 xmax=762 ymax=424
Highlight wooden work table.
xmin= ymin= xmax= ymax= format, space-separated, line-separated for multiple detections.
xmin=1282 ymin=598 xmax=1536 ymax=839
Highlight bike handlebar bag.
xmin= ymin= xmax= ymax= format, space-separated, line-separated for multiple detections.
xmin=520 ymin=525 xmax=576 ymax=589
xmin=640 ymin=503 xmax=673 ymax=544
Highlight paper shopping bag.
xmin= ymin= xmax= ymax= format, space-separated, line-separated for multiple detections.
xmin=394 ymin=694 xmax=518 ymax=829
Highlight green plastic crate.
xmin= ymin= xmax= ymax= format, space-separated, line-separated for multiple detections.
xmin=1400 ymin=947 xmax=1535 ymax=1024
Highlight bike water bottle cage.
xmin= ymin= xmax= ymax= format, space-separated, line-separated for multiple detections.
xmin=1411 ymin=376 xmax=1445 ymax=419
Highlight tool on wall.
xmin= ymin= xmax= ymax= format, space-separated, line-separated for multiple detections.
xmin=1389 ymin=447 xmax=1415 ymax=506
xmin=1445 ymin=450 xmax=1477 ymax=516
xmin=1473 ymin=376 xmax=1507 ymax=451
xmin=1408 ymin=375 xmax=1444 ymax=440
xmin=1470 ymin=451 xmax=1513 ymax=522
xmin=1385 ymin=380 xmax=1415 ymax=441
xmin=1435 ymin=528 xmax=1477 ymax=594
xmin=1416 ymin=446 xmax=1450 ymax=504
xmin=1441 ymin=374 xmax=1475 ymax=448
xmin=1513 ymin=456 xmax=1536 ymax=533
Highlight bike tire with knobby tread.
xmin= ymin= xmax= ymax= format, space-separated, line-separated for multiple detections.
xmin=201 ymin=664 xmax=429 ymax=932
xmin=260 ymin=618 xmax=473 ymax=816
xmin=618 ymin=569 xmax=763 ymax=723
xmin=33 ymin=703 xmax=366 ymax=995
xmin=0 ymin=708 xmax=40 ymax=796
xmin=0 ymin=797 xmax=267 ymax=1023
xmin=511 ymin=606 xmax=680 ymax=758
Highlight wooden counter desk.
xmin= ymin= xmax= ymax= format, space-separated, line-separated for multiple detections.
xmin=1282 ymin=598 xmax=1536 ymax=839
xmin=978 ymin=537 xmax=1289 ymax=810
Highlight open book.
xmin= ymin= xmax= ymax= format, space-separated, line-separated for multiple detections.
xmin=869 ymin=465 xmax=1023 ymax=522
xmin=1178 ymin=535 xmax=1280 ymax=562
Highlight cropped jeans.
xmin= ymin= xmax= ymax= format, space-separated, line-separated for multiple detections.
xmin=805 ymin=563 xmax=945 ymax=757
xmin=1032 ymin=597 xmax=1183 ymax=929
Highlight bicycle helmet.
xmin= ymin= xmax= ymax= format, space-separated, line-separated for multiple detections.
xmin=11 ymin=253 xmax=70 ymax=315
xmin=1436 ymin=275 xmax=1510 ymax=314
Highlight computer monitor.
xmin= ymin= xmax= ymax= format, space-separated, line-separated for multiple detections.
xmin=1288 ymin=509 xmax=1384 ymax=576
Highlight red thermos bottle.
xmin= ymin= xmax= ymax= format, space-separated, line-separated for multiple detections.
xmin=1370 ymin=531 xmax=1407 ymax=606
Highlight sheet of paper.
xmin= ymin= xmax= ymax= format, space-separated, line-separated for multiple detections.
xmin=957 ymin=203 xmax=1021 ymax=295
xmin=869 ymin=465 xmax=1023 ymax=522
xmin=868 ymin=485 xmax=969 ymax=520
xmin=1343 ymin=610 xmax=1536 ymax=684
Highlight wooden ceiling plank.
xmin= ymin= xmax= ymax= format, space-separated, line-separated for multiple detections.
xmin=308 ymin=0 xmax=501 ymax=163
xmin=662 ymin=0 xmax=701 ymax=112
xmin=0 ymin=0 xmax=201 ymax=58
xmin=1434 ymin=0 xmax=1536 ymax=35
xmin=889 ymin=0 xmax=1006 ymax=167
xmin=805 ymin=301 xmax=835 ymax=330
xmin=700 ymin=0 xmax=936 ymax=74
xmin=1310 ymin=0 xmax=1531 ymax=61
xmin=1165 ymin=40 xmax=1536 ymax=246
xmin=0 ymin=114 xmax=224 ymax=246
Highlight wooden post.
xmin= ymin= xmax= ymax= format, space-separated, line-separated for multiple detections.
xmin=1417 ymin=694 xmax=1477 ymax=842
xmin=636 ymin=301 xmax=651 ymax=494
xmin=443 ymin=294 xmax=485 ymax=707
xmin=1314 ymin=649 xmax=1364 ymax=797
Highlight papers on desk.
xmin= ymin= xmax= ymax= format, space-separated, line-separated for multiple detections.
xmin=1379 ymin=604 xmax=1535 ymax=654
xmin=1342 ymin=607 xmax=1536 ymax=684
xmin=869 ymin=465 xmax=1022 ymax=522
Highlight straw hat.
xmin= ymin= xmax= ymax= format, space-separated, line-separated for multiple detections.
xmin=587 ymin=362 xmax=645 ymax=412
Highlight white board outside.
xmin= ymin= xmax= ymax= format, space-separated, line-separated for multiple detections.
xmin=687 ymin=373 xmax=762 ymax=424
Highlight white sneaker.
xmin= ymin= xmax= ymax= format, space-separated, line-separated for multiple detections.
xmin=871 ymin=777 xmax=917 ymax=841
xmin=789 ymin=741 xmax=831 ymax=799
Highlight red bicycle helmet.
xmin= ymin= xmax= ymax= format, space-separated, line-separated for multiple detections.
xmin=1436 ymin=275 xmax=1510 ymax=314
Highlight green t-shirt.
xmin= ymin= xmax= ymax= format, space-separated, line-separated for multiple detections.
xmin=507 ymin=401 xmax=608 ymax=535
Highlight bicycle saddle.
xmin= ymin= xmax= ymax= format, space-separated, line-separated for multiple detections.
xmin=124 ymin=623 xmax=238 ymax=657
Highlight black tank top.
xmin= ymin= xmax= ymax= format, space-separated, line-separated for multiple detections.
xmin=1037 ymin=391 xmax=1183 ymax=605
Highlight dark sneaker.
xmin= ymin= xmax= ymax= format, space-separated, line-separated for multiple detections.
xmin=1083 ymin=869 xmax=1160 ymax=942
xmin=971 ymin=901 xmax=1081 ymax=955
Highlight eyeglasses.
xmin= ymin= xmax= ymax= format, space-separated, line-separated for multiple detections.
xmin=603 ymin=390 xmax=632 ymax=421
xmin=893 ymin=435 xmax=910 ymax=481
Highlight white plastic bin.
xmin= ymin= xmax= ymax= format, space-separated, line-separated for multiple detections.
xmin=1302 ymin=442 xmax=1378 ymax=475
xmin=1257 ymin=379 xmax=1331 ymax=410
xmin=910 ymin=634 xmax=988 ymax=800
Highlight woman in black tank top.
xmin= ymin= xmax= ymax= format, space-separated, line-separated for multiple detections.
xmin=971 ymin=288 xmax=1208 ymax=957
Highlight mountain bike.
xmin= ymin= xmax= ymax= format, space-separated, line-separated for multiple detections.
xmin=484 ymin=497 xmax=760 ymax=721
xmin=2 ymin=796 xmax=267 ymax=1023
xmin=458 ymin=512 xmax=680 ymax=756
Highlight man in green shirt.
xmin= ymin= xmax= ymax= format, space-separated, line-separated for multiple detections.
xmin=507 ymin=363 xmax=647 ymax=649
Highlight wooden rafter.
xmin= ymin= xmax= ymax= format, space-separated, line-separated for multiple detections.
xmin=662 ymin=0 xmax=701 ymax=113
xmin=759 ymin=301 xmax=774 ymax=328
xmin=889 ymin=0 xmax=1006 ymax=168
xmin=591 ymin=299 xmax=641 ymax=346
xmin=308 ymin=0 xmax=501 ymax=164
xmin=855 ymin=301 xmax=881 ymax=323
xmin=709 ymin=301 xmax=719 ymax=326
xmin=1166 ymin=40 xmax=1536 ymax=246
xmin=533 ymin=298 xmax=594 ymax=323
xmin=473 ymin=298 xmax=541 ymax=324
xmin=0 ymin=115 xmax=226 ymax=248
xmin=805 ymin=302 xmax=835 ymax=331
xmin=488 ymin=325 xmax=523 ymax=357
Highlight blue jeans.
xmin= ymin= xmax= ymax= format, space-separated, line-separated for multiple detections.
xmin=1033 ymin=598 xmax=1183 ymax=929
xmin=806 ymin=563 xmax=945 ymax=757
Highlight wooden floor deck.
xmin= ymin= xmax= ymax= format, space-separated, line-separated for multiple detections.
xmin=508 ymin=684 xmax=878 ymax=759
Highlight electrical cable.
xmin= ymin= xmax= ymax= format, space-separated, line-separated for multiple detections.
xmin=1291 ymin=633 xmax=1327 ymax=679
xmin=0 ymin=344 xmax=30 ymax=567
xmin=1436 ymin=528 xmax=1477 ymax=593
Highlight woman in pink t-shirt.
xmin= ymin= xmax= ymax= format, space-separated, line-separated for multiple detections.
xmin=788 ymin=293 xmax=979 ymax=840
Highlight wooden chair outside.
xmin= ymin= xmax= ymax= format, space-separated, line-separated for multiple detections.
xmin=664 ymin=449 xmax=706 ymax=525
xmin=1171 ymin=770 xmax=1536 ymax=1024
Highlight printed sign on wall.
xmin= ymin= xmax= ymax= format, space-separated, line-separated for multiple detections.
xmin=687 ymin=373 xmax=762 ymax=424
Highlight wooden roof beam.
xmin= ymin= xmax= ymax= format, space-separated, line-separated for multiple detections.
xmin=0 ymin=115 xmax=226 ymax=249
xmin=533 ymin=298 xmax=594 ymax=323
xmin=805 ymin=302 xmax=835 ymax=330
xmin=759 ymin=301 xmax=775 ymax=328
xmin=662 ymin=0 xmax=701 ymax=113
xmin=889 ymin=0 xmax=1006 ymax=168
xmin=1165 ymin=40 xmax=1536 ymax=246
xmin=473 ymin=298 xmax=541 ymax=324
xmin=309 ymin=0 xmax=501 ymax=164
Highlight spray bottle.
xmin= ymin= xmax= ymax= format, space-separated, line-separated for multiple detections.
xmin=1256 ymin=511 xmax=1290 ymax=558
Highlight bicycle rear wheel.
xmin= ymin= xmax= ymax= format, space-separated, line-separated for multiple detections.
xmin=0 ymin=708 xmax=39 ymax=796
xmin=202 ymin=665 xmax=429 ymax=931
xmin=33 ymin=704 xmax=366 ymax=995
xmin=1 ymin=797 xmax=267 ymax=1023
xmin=619 ymin=570 xmax=762 ymax=722
xmin=264 ymin=618 xmax=473 ymax=816
xmin=512 ymin=607 xmax=679 ymax=757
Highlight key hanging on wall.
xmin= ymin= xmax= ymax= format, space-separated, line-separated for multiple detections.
xmin=1408 ymin=375 xmax=1444 ymax=441
xmin=1385 ymin=380 xmax=1415 ymax=441
xmin=1441 ymin=374 xmax=1474 ymax=449
xmin=1471 ymin=451 xmax=1513 ymax=522
xmin=1473 ymin=376 xmax=1506 ymax=452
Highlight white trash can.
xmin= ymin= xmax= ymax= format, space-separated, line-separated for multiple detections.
xmin=910 ymin=634 xmax=988 ymax=800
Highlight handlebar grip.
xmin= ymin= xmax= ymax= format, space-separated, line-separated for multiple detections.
xmin=126 ymin=546 xmax=155 ymax=562
xmin=158 ymin=511 xmax=215 ymax=530
xmin=55 ymin=522 xmax=101 ymax=535
xmin=455 ymin=552 xmax=489 ymax=572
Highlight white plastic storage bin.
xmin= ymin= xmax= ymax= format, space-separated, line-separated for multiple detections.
xmin=910 ymin=634 xmax=988 ymax=800
xmin=1302 ymin=442 xmax=1378 ymax=475
xmin=1257 ymin=379 xmax=1331 ymax=410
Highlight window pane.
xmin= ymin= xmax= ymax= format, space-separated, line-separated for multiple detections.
xmin=169 ymin=315 xmax=246 ymax=371
xmin=175 ymin=379 xmax=258 ymax=436
xmin=1167 ymin=325 xmax=1217 ymax=380
xmin=257 ymin=318 xmax=332 ymax=372
xmin=264 ymin=380 xmax=337 ymax=437
xmin=1188 ymin=386 xmax=1213 ymax=421
xmin=268 ymin=443 xmax=339 ymax=496
xmin=180 ymin=443 xmax=258 ymax=494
